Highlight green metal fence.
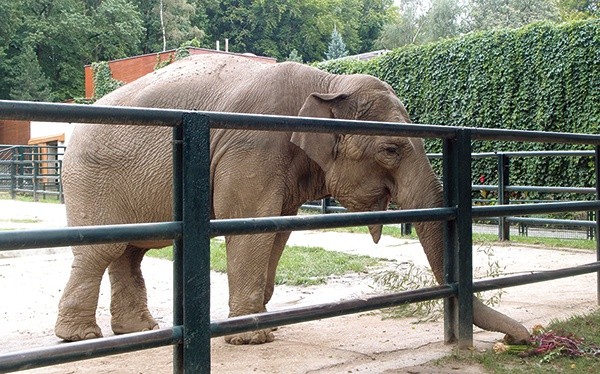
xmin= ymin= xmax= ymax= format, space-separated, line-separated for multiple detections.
xmin=0 ymin=145 xmax=65 ymax=202
xmin=0 ymin=100 xmax=599 ymax=373
xmin=306 ymin=150 xmax=598 ymax=240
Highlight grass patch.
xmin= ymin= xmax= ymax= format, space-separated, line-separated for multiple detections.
xmin=0 ymin=193 xmax=61 ymax=204
xmin=147 ymin=238 xmax=383 ymax=286
xmin=435 ymin=309 xmax=600 ymax=373
xmin=0 ymin=218 xmax=42 ymax=224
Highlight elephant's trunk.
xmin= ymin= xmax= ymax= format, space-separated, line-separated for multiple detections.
xmin=415 ymin=219 xmax=530 ymax=344
xmin=405 ymin=173 xmax=530 ymax=344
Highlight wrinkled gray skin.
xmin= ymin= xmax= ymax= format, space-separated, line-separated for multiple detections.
xmin=56 ymin=54 xmax=530 ymax=345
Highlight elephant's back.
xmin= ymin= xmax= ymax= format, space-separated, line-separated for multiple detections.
xmin=96 ymin=54 xmax=274 ymax=111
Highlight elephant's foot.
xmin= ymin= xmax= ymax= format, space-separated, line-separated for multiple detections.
xmin=224 ymin=329 xmax=275 ymax=345
xmin=111 ymin=312 xmax=159 ymax=335
xmin=55 ymin=314 xmax=103 ymax=342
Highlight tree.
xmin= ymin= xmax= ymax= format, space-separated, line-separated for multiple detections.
xmin=326 ymin=26 xmax=349 ymax=60
xmin=286 ymin=49 xmax=304 ymax=63
xmin=8 ymin=45 xmax=54 ymax=101
xmin=133 ymin=0 xmax=204 ymax=53
xmin=89 ymin=0 xmax=145 ymax=61
xmin=204 ymin=0 xmax=394 ymax=62
xmin=420 ymin=0 xmax=464 ymax=42
xmin=466 ymin=0 xmax=560 ymax=31
xmin=557 ymin=0 xmax=600 ymax=19
xmin=375 ymin=0 xmax=424 ymax=48
xmin=357 ymin=0 xmax=398 ymax=52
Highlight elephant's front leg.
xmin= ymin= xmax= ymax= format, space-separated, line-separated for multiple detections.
xmin=108 ymin=245 xmax=159 ymax=335
xmin=224 ymin=233 xmax=276 ymax=345
xmin=264 ymin=231 xmax=292 ymax=305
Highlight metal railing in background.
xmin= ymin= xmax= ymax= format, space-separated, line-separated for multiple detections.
xmin=0 ymin=145 xmax=65 ymax=202
xmin=0 ymin=143 xmax=593 ymax=239
xmin=0 ymin=100 xmax=598 ymax=373
xmin=305 ymin=150 xmax=597 ymax=241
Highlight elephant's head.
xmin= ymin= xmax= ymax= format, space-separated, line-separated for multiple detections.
xmin=290 ymin=74 xmax=531 ymax=344
xmin=291 ymin=75 xmax=441 ymax=244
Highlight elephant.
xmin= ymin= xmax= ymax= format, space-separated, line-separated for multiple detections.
xmin=56 ymin=53 xmax=530 ymax=345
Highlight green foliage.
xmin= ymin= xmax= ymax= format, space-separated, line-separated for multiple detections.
xmin=91 ymin=62 xmax=123 ymax=99
xmin=326 ymin=26 xmax=349 ymax=60
xmin=441 ymin=309 xmax=600 ymax=373
xmin=374 ymin=244 xmax=505 ymax=321
xmin=204 ymin=0 xmax=396 ymax=62
xmin=7 ymin=45 xmax=54 ymax=101
xmin=468 ymin=0 xmax=560 ymax=31
xmin=320 ymin=19 xmax=600 ymax=192
xmin=90 ymin=0 xmax=145 ymax=60
xmin=286 ymin=49 xmax=304 ymax=63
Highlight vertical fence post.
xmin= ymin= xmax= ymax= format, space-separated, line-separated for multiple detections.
xmin=443 ymin=129 xmax=474 ymax=348
xmin=321 ymin=197 xmax=330 ymax=214
xmin=595 ymin=146 xmax=600 ymax=306
xmin=58 ymin=159 xmax=64 ymax=204
xmin=10 ymin=156 xmax=16 ymax=199
xmin=442 ymin=137 xmax=457 ymax=344
xmin=172 ymin=123 xmax=184 ymax=373
xmin=181 ymin=113 xmax=212 ymax=372
xmin=497 ymin=153 xmax=510 ymax=240
xmin=33 ymin=157 xmax=39 ymax=202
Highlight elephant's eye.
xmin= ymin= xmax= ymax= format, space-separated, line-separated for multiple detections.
xmin=376 ymin=144 xmax=401 ymax=169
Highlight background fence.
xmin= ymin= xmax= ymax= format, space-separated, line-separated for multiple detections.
xmin=0 ymin=145 xmax=65 ymax=202
xmin=1 ymin=143 xmax=595 ymax=241
xmin=304 ymin=150 xmax=598 ymax=241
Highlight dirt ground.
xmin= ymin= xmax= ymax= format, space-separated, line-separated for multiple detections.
xmin=1 ymin=200 xmax=598 ymax=373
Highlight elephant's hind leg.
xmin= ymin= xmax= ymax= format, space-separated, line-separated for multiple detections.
xmin=55 ymin=243 xmax=126 ymax=341
xmin=108 ymin=245 xmax=158 ymax=335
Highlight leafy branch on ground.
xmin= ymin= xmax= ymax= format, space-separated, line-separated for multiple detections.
xmin=438 ymin=309 xmax=600 ymax=373
xmin=494 ymin=324 xmax=600 ymax=364
xmin=373 ymin=242 xmax=505 ymax=322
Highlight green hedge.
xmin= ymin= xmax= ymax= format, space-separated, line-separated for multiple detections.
xmin=317 ymin=20 xmax=599 ymax=196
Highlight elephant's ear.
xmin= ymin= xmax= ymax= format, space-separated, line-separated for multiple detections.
xmin=290 ymin=92 xmax=348 ymax=170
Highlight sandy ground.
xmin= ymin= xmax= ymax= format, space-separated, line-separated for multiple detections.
xmin=0 ymin=200 xmax=598 ymax=373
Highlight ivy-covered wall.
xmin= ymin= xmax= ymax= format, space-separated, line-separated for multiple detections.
xmin=318 ymin=20 xmax=599 ymax=194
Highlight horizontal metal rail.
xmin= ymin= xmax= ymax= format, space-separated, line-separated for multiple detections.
xmin=430 ymin=150 xmax=596 ymax=159
xmin=473 ymin=262 xmax=600 ymax=292
xmin=0 ymin=327 xmax=183 ymax=373
xmin=212 ymin=261 xmax=600 ymax=338
xmin=473 ymin=201 xmax=600 ymax=218
xmin=472 ymin=184 xmax=596 ymax=194
xmin=2 ymin=100 xmax=600 ymax=145
xmin=210 ymin=284 xmax=456 ymax=337
xmin=506 ymin=217 xmax=597 ymax=228
xmin=2 ymin=201 xmax=597 ymax=252
xmin=210 ymin=208 xmax=455 ymax=236
xmin=0 ymin=222 xmax=182 ymax=251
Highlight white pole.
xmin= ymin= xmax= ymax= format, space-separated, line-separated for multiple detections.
xmin=216 ymin=40 xmax=220 ymax=51
xmin=225 ymin=39 xmax=229 ymax=52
